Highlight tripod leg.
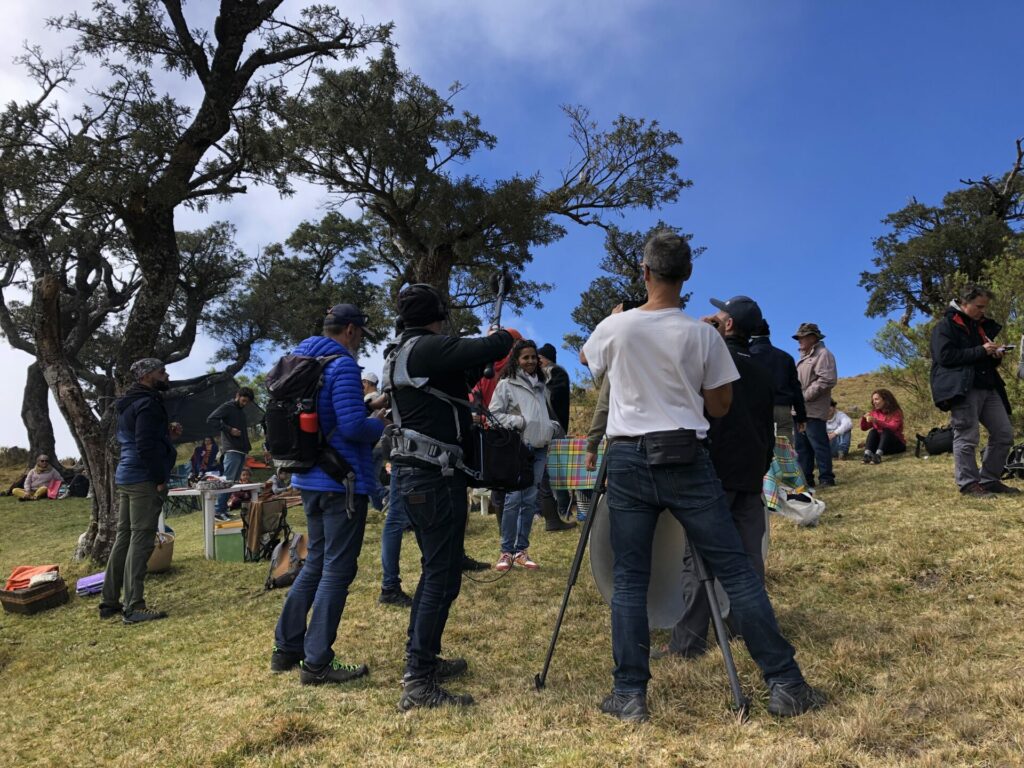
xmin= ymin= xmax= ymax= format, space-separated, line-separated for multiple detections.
xmin=691 ymin=545 xmax=750 ymax=717
xmin=535 ymin=454 xmax=609 ymax=690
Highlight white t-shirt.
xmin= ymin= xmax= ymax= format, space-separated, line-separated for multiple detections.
xmin=582 ymin=308 xmax=739 ymax=439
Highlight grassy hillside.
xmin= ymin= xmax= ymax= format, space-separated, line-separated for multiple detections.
xmin=2 ymin=437 xmax=1024 ymax=766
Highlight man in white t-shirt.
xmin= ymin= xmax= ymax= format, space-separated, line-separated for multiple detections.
xmin=581 ymin=229 xmax=824 ymax=722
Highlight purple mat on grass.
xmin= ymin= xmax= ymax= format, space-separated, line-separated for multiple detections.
xmin=75 ymin=572 xmax=104 ymax=596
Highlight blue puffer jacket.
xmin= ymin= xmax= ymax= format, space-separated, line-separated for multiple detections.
xmin=289 ymin=336 xmax=384 ymax=496
xmin=114 ymin=385 xmax=177 ymax=485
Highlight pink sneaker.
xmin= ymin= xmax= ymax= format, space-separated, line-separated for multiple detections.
xmin=513 ymin=550 xmax=539 ymax=570
xmin=495 ymin=553 xmax=514 ymax=572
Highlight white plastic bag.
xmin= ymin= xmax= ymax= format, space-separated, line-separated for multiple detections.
xmin=771 ymin=488 xmax=825 ymax=527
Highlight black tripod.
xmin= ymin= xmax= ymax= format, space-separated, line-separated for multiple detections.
xmin=533 ymin=452 xmax=751 ymax=716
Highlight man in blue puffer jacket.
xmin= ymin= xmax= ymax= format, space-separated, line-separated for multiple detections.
xmin=271 ymin=303 xmax=386 ymax=685
xmin=99 ymin=358 xmax=177 ymax=625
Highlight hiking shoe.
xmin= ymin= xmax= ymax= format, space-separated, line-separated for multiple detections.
xmin=767 ymin=680 xmax=827 ymax=717
xmin=435 ymin=656 xmax=468 ymax=680
xmin=299 ymin=658 xmax=369 ymax=686
xmin=599 ymin=691 xmax=649 ymax=722
xmin=461 ymin=555 xmax=490 ymax=572
xmin=98 ymin=603 xmax=123 ymax=620
xmin=214 ymin=512 xmax=231 ymax=522
xmin=270 ymin=645 xmax=302 ymax=673
xmin=960 ymin=482 xmax=995 ymax=498
xmin=399 ymin=676 xmax=474 ymax=710
xmin=545 ymin=517 xmax=577 ymax=532
xmin=513 ymin=550 xmax=539 ymax=570
xmin=379 ymin=587 xmax=414 ymax=607
xmin=122 ymin=608 xmax=168 ymax=625
xmin=871 ymin=453 xmax=882 ymax=465
xmin=495 ymin=553 xmax=514 ymax=572
xmin=982 ymin=481 xmax=1021 ymax=495
xmin=818 ymin=478 xmax=837 ymax=487
xmin=862 ymin=452 xmax=872 ymax=464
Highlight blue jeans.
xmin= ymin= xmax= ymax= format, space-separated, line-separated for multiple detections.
xmin=795 ymin=418 xmax=835 ymax=485
xmin=829 ymin=432 xmax=851 ymax=458
xmin=605 ymin=440 xmax=803 ymax=694
xmin=274 ymin=491 xmax=367 ymax=667
xmin=500 ymin=447 xmax=546 ymax=554
xmin=215 ymin=450 xmax=246 ymax=515
xmin=381 ymin=471 xmax=410 ymax=591
xmin=396 ymin=465 xmax=468 ymax=679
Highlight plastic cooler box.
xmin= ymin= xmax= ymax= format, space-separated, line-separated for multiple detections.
xmin=214 ymin=520 xmax=244 ymax=562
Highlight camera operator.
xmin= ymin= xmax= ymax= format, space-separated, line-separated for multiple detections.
xmin=580 ymin=230 xmax=824 ymax=722
xmin=386 ymin=284 xmax=514 ymax=710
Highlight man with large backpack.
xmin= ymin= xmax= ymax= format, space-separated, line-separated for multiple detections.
xmin=269 ymin=304 xmax=385 ymax=685
xmin=385 ymin=284 xmax=514 ymax=710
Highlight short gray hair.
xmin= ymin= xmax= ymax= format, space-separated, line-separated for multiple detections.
xmin=960 ymin=284 xmax=994 ymax=304
xmin=642 ymin=230 xmax=692 ymax=282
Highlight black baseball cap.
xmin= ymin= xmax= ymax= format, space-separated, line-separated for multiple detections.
xmin=709 ymin=295 xmax=763 ymax=335
xmin=324 ymin=304 xmax=375 ymax=341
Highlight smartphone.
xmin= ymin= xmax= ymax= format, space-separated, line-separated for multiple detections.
xmin=999 ymin=345 xmax=1015 ymax=353
xmin=621 ymin=300 xmax=644 ymax=312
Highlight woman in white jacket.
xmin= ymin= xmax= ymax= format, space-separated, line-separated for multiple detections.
xmin=489 ymin=340 xmax=562 ymax=571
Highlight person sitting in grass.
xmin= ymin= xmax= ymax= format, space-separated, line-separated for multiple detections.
xmin=826 ymin=399 xmax=853 ymax=459
xmin=270 ymin=468 xmax=291 ymax=496
xmin=224 ymin=467 xmax=254 ymax=517
xmin=13 ymin=455 xmax=63 ymax=501
xmin=860 ymin=388 xmax=906 ymax=464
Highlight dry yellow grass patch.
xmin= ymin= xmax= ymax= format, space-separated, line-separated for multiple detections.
xmin=2 ymin=435 xmax=1024 ymax=766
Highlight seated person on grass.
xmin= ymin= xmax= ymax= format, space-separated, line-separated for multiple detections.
xmin=269 ymin=468 xmax=291 ymax=496
xmin=223 ymin=467 xmax=255 ymax=518
xmin=860 ymin=388 xmax=907 ymax=464
xmin=826 ymin=399 xmax=853 ymax=459
xmin=13 ymin=455 xmax=63 ymax=501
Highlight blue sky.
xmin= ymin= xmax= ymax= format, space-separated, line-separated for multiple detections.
xmin=2 ymin=1 xmax=1023 ymax=454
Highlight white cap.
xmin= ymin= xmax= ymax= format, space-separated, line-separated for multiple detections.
xmin=361 ymin=371 xmax=379 ymax=385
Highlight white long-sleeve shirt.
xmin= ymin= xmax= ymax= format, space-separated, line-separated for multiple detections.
xmin=826 ymin=410 xmax=852 ymax=436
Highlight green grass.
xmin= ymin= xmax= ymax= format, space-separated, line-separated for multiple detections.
xmin=2 ymin=451 xmax=1024 ymax=767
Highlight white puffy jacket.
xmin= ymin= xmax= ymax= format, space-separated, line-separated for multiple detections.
xmin=489 ymin=372 xmax=561 ymax=449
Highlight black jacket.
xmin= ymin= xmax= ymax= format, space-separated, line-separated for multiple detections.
xmin=708 ymin=337 xmax=776 ymax=493
xmin=544 ymin=363 xmax=571 ymax=432
xmin=748 ymin=335 xmax=807 ymax=423
xmin=114 ymin=385 xmax=177 ymax=485
xmin=930 ymin=303 xmax=1009 ymax=413
xmin=391 ymin=329 xmax=515 ymax=453
xmin=207 ymin=400 xmax=252 ymax=453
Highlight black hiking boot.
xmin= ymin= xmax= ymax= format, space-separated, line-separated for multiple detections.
xmin=960 ymin=482 xmax=995 ymax=498
xmin=299 ymin=658 xmax=369 ymax=686
xmin=435 ymin=656 xmax=468 ymax=680
xmin=270 ymin=645 xmax=302 ymax=673
xmin=378 ymin=587 xmax=413 ymax=607
xmin=767 ymin=680 xmax=828 ymax=717
xmin=122 ymin=607 xmax=168 ymax=625
xmin=461 ymin=555 xmax=490 ymax=572
xmin=399 ymin=676 xmax=474 ymax=710
xmin=98 ymin=603 xmax=123 ymax=620
xmin=599 ymin=691 xmax=649 ymax=723
xmin=982 ymin=480 xmax=1021 ymax=495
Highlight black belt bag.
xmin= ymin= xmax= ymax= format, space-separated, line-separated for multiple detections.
xmin=644 ymin=429 xmax=699 ymax=466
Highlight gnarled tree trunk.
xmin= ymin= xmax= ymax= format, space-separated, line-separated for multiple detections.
xmin=21 ymin=362 xmax=58 ymax=470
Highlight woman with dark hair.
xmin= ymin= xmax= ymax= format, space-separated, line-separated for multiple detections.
xmin=860 ymin=388 xmax=906 ymax=464
xmin=489 ymin=339 xmax=562 ymax=572
xmin=190 ymin=436 xmax=221 ymax=477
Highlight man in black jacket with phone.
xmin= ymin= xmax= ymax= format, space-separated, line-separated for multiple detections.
xmin=386 ymin=284 xmax=514 ymax=710
xmin=930 ymin=285 xmax=1017 ymax=497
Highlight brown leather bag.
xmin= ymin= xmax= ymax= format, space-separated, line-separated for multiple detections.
xmin=265 ymin=532 xmax=307 ymax=590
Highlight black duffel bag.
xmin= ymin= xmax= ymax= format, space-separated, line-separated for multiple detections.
xmin=915 ymin=426 xmax=953 ymax=458
xmin=464 ymin=422 xmax=535 ymax=491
